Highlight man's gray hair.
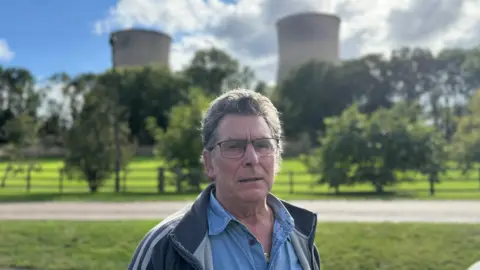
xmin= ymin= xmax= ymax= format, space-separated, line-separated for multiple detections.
xmin=201 ymin=88 xmax=284 ymax=159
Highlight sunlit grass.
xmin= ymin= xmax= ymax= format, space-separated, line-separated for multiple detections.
xmin=0 ymin=157 xmax=478 ymax=201
xmin=0 ymin=220 xmax=479 ymax=270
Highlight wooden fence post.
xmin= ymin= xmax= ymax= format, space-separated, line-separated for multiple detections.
xmin=478 ymin=167 xmax=480 ymax=190
xmin=58 ymin=168 xmax=64 ymax=193
xmin=122 ymin=169 xmax=128 ymax=192
xmin=157 ymin=167 xmax=165 ymax=193
xmin=173 ymin=167 xmax=183 ymax=193
xmin=429 ymin=172 xmax=437 ymax=196
xmin=26 ymin=166 xmax=32 ymax=192
xmin=289 ymin=171 xmax=294 ymax=194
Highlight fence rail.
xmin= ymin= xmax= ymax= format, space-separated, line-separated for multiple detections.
xmin=1 ymin=166 xmax=479 ymax=196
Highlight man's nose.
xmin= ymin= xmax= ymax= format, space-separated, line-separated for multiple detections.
xmin=243 ymin=143 xmax=259 ymax=166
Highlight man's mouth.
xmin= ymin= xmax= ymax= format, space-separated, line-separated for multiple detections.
xmin=238 ymin=177 xmax=263 ymax=183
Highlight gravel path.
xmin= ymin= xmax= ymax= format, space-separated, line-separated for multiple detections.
xmin=1 ymin=200 xmax=479 ymax=223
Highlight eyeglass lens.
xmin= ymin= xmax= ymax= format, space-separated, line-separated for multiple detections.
xmin=220 ymin=138 xmax=277 ymax=158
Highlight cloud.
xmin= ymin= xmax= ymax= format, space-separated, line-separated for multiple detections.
xmin=0 ymin=39 xmax=14 ymax=62
xmin=93 ymin=0 xmax=480 ymax=85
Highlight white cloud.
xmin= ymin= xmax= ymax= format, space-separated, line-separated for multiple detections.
xmin=0 ymin=39 xmax=14 ymax=62
xmin=93 ymin=0 xmax=480 ymax=85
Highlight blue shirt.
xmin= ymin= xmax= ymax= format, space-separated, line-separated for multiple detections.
xmin=207 ymin=190 xmax=304 ymax=270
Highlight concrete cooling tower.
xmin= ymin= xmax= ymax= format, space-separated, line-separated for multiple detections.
xmin=276 ymin=12 xmax=341 ymax=83
xmin=110 ymin=29 xmax=171 ymax=69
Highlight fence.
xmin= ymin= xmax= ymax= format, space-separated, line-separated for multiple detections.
xmin=1 ymin=165 xmax=479 ymax=197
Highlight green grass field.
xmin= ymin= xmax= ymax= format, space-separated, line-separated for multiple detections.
xmin=0 ymin=157 xmax=479 ymax=202
xmin=0 ymin=220 xmax=479 ymax=270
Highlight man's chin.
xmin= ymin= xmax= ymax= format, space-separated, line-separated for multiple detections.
xmin=237 ymin=188 xmax=269 ymax=202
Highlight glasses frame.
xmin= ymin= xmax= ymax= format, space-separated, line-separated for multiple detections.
xmin=213 ymin=138 xmax=279 ymax=159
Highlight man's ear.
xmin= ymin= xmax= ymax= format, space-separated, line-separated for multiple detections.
xmin=202 ymin=150 xmax=216 ymax=181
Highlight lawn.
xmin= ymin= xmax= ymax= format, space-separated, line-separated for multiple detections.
xmin=0 ymin=157 xmax=479 ymax=202
xmin=0 ymin=220 xmax=479 ymax=270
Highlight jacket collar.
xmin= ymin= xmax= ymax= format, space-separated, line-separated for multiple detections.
xmin=170 ymin=183 xmax=317 ymax=254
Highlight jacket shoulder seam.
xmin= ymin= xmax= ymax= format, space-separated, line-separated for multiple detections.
xmin=129 ymin=207 xmax=189 ymax=269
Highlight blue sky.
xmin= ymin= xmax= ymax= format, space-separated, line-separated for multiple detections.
xmin=1 ymin=0 xmax=478 ymax=86
xmin=0 ymin=0 xmax=241 ymax=82
xmin=1 ymin=0 xmax=125 ymax=80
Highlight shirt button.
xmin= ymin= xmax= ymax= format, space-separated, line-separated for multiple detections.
xmin=249 ymin=239 xmax=255 ymax=246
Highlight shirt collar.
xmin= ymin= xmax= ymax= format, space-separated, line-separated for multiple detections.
xmin=207 ymin=189 xmax=295 ymax=236
xmin=208 ymin=189 xmax=235 ymax=235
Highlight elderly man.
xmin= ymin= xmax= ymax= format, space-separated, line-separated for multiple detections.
xmin=128 ymin=89 xmax=320 ymax=270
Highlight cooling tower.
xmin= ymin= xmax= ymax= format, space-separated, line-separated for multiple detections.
xmin=276 ymin=12 xmax=341 ymax=83
xmin=110 ymin=29 xmax=171 ymax=69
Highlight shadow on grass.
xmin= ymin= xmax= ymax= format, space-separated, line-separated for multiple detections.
xmin=1 ymin=189 xmax=478 ymax=203
xmin=1 ymin=191 xmax=421 ymax=203
xmin=0 ymin=266 xmax=37 ymax=270
xmin=0 ymin=191 xmax=200 ymax=203
xmin=295 ymin=191 xmax=418 ymax=200
xmin=292 ymin=188 xmax=480 ymax=201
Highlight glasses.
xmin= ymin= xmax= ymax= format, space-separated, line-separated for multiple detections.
xmin=215 ymin=138 xmax=279 ymax=159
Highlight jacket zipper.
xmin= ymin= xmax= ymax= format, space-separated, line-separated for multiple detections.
xmin=170 ymin=234 xmax=203 ymax=270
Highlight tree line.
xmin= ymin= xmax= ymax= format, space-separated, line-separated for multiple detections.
xmin=0 ymin=45 xmax=479 ymax=193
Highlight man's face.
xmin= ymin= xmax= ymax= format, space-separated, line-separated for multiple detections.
xmin=203 ymin=115 xmax=278 ymax=203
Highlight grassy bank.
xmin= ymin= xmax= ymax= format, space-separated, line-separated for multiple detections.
xmin=0 ymin=157 xmax=479 ymax=202
xmin=0 ymin=221 xmax=479 ymax=270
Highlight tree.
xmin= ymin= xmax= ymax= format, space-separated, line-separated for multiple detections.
xmin=389 ymin=47 xmax=436 ymax=103
xmin=223 ymin=66 xmax=256 ymax=90
xmin=0 ymin=67 xmax=45 ymax=144
xmin=349 ymin=53 xmax=396 ymax=114
xmin=0 ymin=112 xmax=41 ymax=187
xmin=305 ymin=102 xmax=446 ymax=193
xmin=273 ymin=60 xmax=357 ymax=142
xmin=62 ymin=84 xmax=135 ymax=193
xmin=184 ymin=48 xmax=240 ymax=96
xmin=0 ymin=66 xmax=45 ymax=187
xmin=463 ymin=46 xmax=480 ymax=93
xmin=146 ymin=87 xmax=211 ymax=191
xmin=38 ymin=97 xmax=69 ymax=147
xmin=450 ymin=88 xmax=480 ymax=174
xmin=111 ymin=65 xmax=191 ymax=145
xmin=309 ymin=104 xmax=368 ymax=193
xmin=49 ymin=72 xmax=98 ymax=124
xmin=358 ymin=102 xmax=446 ymax=193
xmin=432 ymin=48 xmax=471 ymax=140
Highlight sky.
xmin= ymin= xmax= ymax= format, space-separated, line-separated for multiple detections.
xmin=1 ymin=0 xmax=480 ymax=87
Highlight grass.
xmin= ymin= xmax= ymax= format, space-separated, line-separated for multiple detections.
xmin=0 ymin=220 xmax=479 ymax=270
xmin=0 ymin=157 xmax=479 ymax=202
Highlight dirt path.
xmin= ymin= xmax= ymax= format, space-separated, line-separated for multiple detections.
xmin=1 ymin=200 xmax=479 ymax=223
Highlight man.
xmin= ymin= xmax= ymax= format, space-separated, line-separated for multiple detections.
xmin=128 ymin=89 xmax=321 ymax=270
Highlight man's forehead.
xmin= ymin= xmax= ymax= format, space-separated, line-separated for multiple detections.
xmin=217 ymin=115 xmax=271 ymax=139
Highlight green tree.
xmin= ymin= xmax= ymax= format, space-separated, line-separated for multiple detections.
xmin=389 ymin=47 xmax=436 ymax=103
xmin=306 ymin=102 xmax=446 ymax=193
xmin=463 ymin=46 xmax=480 ymax=93
xmin=184 ymin=48 xmax=241 ymax=96
xmin=433 ymin=48 xmax=471 ymax=140
xmin=62 ymin=84 xmax=135 ymax=193
xmin=146 ymin=87 xmax=211 ymax=191
xmin=112 ymin=65 xmax=190 ymax=145
xmin=450 ymin=88 xmax=480 ymax=173
xmin=313 ymin=104 xmax=368 ymax=193
xmin=49 ymin=72 xmax=98 ymax=123
xmin=0 ymin=112 xmax=42 ymax=187
xmin=273 ymin=60 xmax=357 ymax=142
xmin=37 ymin=98 xmax=68 ymax=147
xmin=223 ymin=66 xmax=256 ymax=90
xmin=358 ymin=103 xmax=446 ymax=192
xmin=351 ymin=53 xmax=396 ymax=114
xmin=0 ymin=67 xmax=45 ymax=144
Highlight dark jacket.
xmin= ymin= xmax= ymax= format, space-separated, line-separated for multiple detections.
xmin=128 ymin=183 xmax=321 ymax=270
